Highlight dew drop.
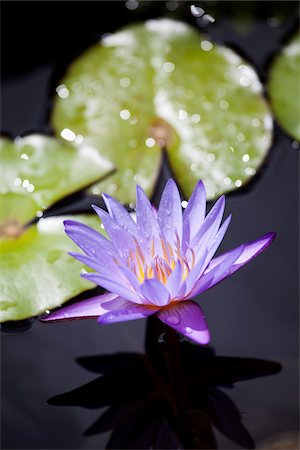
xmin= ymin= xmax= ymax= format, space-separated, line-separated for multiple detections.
xmin=120 ymin=109 xmax=131 ymax=120
xmin=13 ymin=177 xmax=22 ymax=187
xmin=20 ymin=153 xmax=29 ymax=160
xmin=60 ymin=128 xmax=76 ymax=141
xmin=181 ymin=200 xmax=188 ymax=209
xmin=251 ymin=118 xmax=261 ymax=127
xmin=119 ymin=77 xmax=131 ymax=87
xmin=166 ymin=315 xmax=180 ymax=325
xmin=36 ymin=210 xmax=43 ymax=218
xmin=75 ymin=134 xmax=83 ymax=145
xmin=237 ymin=133 xmax=246 ymax=142
xmin=185 ymin=326 xmax=193 ymax=334
xmin=191 ymin=113 xmax=201 ymax=123
xmin=240 ymin=76 xmax=251 ymax=87
xmin=92 ymin=187 xmax=101 ymax=195
xmin=224 ymin=177 xmax=232 ymax=185
xmin=63 ymin=312 xmax=70 ymax=319
xmin=245 ymin=167 xmax=256 ymax=176
xmin=219 ymin=99 xmax=229 ymax=110
xmin=56 ymin=84 xmax=69 ymax=99
xmin=45 ymin=310 xmax=50 ymax=315
xmin=190 ymin=4 xmax=204 ymax=17
xmin=191 ymin=162 xmax=199 ymax=171
xmin=145 ymin=137 xmax=156 ymax=148
xmin=179 ymin=109 xmax=188 ymax=120
xmin=163 ymin=61 xmax=175 ymax=73
xmin=235 ymin=179 xmax=242 ymax=187
xmin=291 ymin=140 xmax=299 ymax=150
xmin=242 ymin=153 xmax=250 ymax=162
xmin=207 ymin=153 xmax=216 ymax=162
xmin=27 ymin=184 xmax=35 ymax=193
xmin=228 ymin=123 xmax=237 ymax=133
xmin=201 ymin=40 xmax=213 ymax=52
xmin=22 ymin=179 xmax=29 ymax=188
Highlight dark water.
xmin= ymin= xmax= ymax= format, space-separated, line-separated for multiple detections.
xmin=1 ymin=2 xmax=299 ymax=449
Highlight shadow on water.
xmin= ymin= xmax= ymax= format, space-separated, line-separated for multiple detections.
xmin=48 ymin=316 xmax=281 ymax=449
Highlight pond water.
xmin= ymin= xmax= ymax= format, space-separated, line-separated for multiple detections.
xmin=1 ymin=2 xmax=299 ymax=449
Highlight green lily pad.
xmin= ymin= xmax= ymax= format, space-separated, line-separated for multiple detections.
xmin=52 ymin=19 xmax=272 ymax=201
xmin=0 ymin=134 xmax=114 ymax=225
xmin=0 ymin=215 xmax=103 ymax=323
xmin=268 ymin=33 xmax=300 ymax=141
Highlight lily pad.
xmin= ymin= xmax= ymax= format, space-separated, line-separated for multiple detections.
xmin=0 ymin=215 xmax=102 ymax=323
xmin=0 ymin=134 xmax=114 ymax=225
xmin=268 ymin=33 xmax=300 ymax=141
xmin=52 ymin=19 xmax=272 ymax=201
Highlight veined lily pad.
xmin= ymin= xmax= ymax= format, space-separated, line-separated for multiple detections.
xmin=268 ymin=33 xmax=300 ymax=141
xmin=52 ymin=19 xmax=272 ymax=201
xmin=0 ymin=215 xmax=102 ymax=323
xmin=0 ymin=134 xmax=114 ymax=225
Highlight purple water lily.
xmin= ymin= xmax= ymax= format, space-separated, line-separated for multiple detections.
xmin=41 ymin=179 xmax=275 ymax=345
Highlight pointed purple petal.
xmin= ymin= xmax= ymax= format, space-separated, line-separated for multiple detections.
xmin=40 ymin=293 xmax=118 ymax=322
xmin=189 ymin=244 xmax=244 ymax=297
xmin=190 ymin=196 xmax=225 ymax=260
xmin=92 ymin=205 xmax=135 ymax=261
xmin=98 ymin=303 xmax=158 ymax=324
xmin=64 ymin=220 xmax=117 ymax=258
xmin=204 ymin=214 xmax=232 ymax=264
xmin=140 ymin=278 xmax=170 ymax=306
xmin=206 ymin=232 xmax=276 ymax=274
xmin=102 ymin=193 xmax=138 ymax=235
xmin=118 ymin=266 xmax=142 ymax=294
xmin=166 ymin=261 xmax=183 ymax=299
xmin=179 ymin=249 xmax=208 ymax=299
xmin=157 ymin=300 xmax=210 ymax=345
xmin=182 ymin=180 xmax=206 ymax=247
xmin=135 ymin=185 xmax=162 ymax=258
xmin=68 ymin=252 xmax=122 ymax=284
xmin=158 ymin=179 xmax=183 ymax=245
xmin=81 ymin=273 xmax=142 ymax=303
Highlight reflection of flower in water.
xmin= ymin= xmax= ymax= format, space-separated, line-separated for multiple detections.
xmin=48 ymin=317 xmax=281 ymax=449
xmin=42 ymin=179 xmax=275 ymax=345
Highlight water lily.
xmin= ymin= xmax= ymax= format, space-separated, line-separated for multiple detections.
xmin=41 ymin=179 xmax=275 ymax=345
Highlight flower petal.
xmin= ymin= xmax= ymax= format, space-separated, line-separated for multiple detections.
xmin=102 ymin=193 xmax=138 ymax=235
xmin=205 ymin=232 xmax=276 ymax=274
xmin=68 ymin=252 xmax=121 ymax=283
xmin=189 ymin=244 xmax=244 ymax=298
xmin=205 ymin=214 xmax=232 ymax=264
xmin=81 ymin=273 xmax=142 ymax=303
xmin=40 ymin=293 xmax=118 ymax=322
xmin=182 ymin=180 xmax=206 ymax=247
xmin=140 ymin=278 xmax=171 ymax=306
xmin=98 ymin=303 xmax=158 ymax=324
xmin=190 ymin=196 xmax=225 ymax=261
xmin=92 ymin=205 xmax=135 ymax=261
xmin=158 ymin=179 xmax=183 ymax=245
xmin=179 ymin=249 xmax=208 ymax=299
xmin=64 ymin=220 xmax=116 ymax=258
xmin=135 ymin=185 xmax=162 ymax=258
xmin=166 ymin=261 xmax=183 ymax=299
xmin=157 ymin=300 xmax=210 ymax=345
